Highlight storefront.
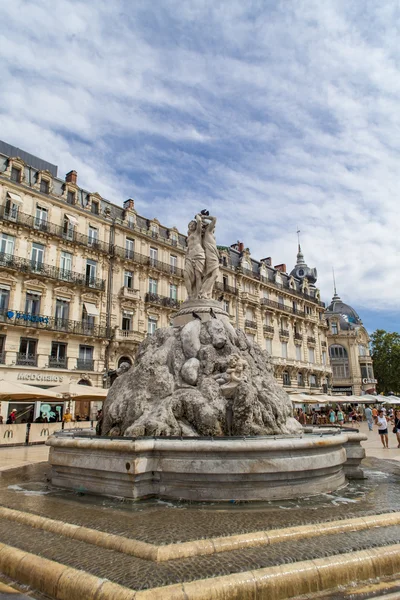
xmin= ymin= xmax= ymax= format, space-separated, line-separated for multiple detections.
xmin=332 ymin=386 xmax=353 ymax=396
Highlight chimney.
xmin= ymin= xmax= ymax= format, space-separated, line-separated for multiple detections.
xmin=123 ymin=198 xmax=135 ymax=210
xmin=65 ymin=170 xmax=77 ymax=185
xmin=238 ymin=241 xmax=244 ymax=253
xmin=274 ymin=263 xmax=287 ymax=273
xmin=261 ymin=257 xmax=272 ymax=266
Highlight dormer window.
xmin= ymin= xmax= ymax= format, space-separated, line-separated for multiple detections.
xmin=11 ymin=167 xmax=21 ymax=183
xmin=151 ymin=224 xmax=158 ymax=239
xmin=331 ymin=322 xmax=338 ymax=335
xmin=91 ymin=201 xmax=99 ymax=215
xmin=67 ymin=191 xmax=75 ymax=205
xmin=127 ymin=215 xmax=135 ymax=229
xmin=40 ymin=179 xmax=50 ymax=194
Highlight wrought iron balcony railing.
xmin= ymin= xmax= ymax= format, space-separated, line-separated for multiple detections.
xmin=0 ymin=309 xmax=108 ymax=338
xmin=48 ymin=356 xmax=68 ymax=369
xmin=263 ymin=324 xmax=274 ymax=333
xmin=16 ymin=353 xmax=38 ymax=366
xmin=214 ymin=281 xmax=238 ymax=295
xmin=244 ymin=320 xmax=257 ymax=329
xmin=279 ymin=329 xmax=290 ymax=337
xmin=77 ymin=359 xmax=94 ymax=371
xmin=260 ymin=297 xmax=305 ymax=317
xmin=113 ymin=246 xmax=184 ymax=278
xmin=294 ymin=332 xmax=303 ymax=340
xmin=0 ymin=253 xmax=105 ymax=291
xmin=144 ymin=293 xmax=181 ymax=309
xmin=0 ymin=206 xmax=111 ymax=255
xmin=307 ymin=336 xmax=316 ymax=344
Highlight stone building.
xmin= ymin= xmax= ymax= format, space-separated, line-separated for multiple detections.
xmin=325 ymin=290 xmax=376 ymax=395
xmin=0 ymin=141 xmax=331 ymax=418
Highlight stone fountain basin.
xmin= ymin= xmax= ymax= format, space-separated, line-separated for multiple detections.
xmin=47 ymin=430 xmax=366 ymax=502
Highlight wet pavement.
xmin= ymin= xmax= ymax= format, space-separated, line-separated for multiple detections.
xmin=0 ymin=457 xmax=400 ymax=592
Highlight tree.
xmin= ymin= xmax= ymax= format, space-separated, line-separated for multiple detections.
xmin=370 ymin=329 xmax=400 ymax=395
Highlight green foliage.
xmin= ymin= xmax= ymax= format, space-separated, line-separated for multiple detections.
xmin=370 ymin=329 xmax=400 ymax=395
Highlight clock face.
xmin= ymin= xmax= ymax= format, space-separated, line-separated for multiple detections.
xmin=297 ymin=269 xmax=305 ymax=277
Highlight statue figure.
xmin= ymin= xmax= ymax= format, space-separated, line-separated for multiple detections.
xmin=199 ymin=215 xmax=220 ymax=299
xmin=184 ymin=214 xmax=205 ymax=299
xmin=183 ymin=211 xmax=220 ymax=300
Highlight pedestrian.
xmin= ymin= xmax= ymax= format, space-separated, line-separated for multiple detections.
xmin=96 ymin=409 xmax=103 ymax=436
xmin=392 ymin=410 xmax=400 ymax=449
xmin=0 ymin=415 xmax=3 ymax=424
xmin=312 ymin=410 xmax=319 ymax=426
xmin=9 ymin=409 xmax=17 ymax=423
xmin=62 ymin=409 xmax=72 ymax=423
xmin=298 ymin=408 xmax=306 ymax=426
xmin=372 ymin=406 xmax=378 ymax=419
xmin=364 ymin=405 xmax=373 ymax=432
xmin=337 ymin=408 xmax=344 ymax=427
xmin=329 ymin=409 xmax=336 ymax=425
xmin=374 ymin=409 xmax=389 ymax=449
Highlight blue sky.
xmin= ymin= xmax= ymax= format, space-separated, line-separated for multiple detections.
xmin=0 ymin=0 xmax=399 ymax=332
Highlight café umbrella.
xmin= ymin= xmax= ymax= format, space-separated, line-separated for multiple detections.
xmin=50 ymin=383 xmax=108 ymax=400
xmin=0 ymin=378 xmax=59 ymax=400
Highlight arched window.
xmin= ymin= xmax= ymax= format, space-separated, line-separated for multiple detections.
xmin=329 ymin=344 xmax=348 ymax=359
xmin=118 ymin=356 xmax=132 ymax=368
xmin=77 ymin=379 xmax=91 ymax=386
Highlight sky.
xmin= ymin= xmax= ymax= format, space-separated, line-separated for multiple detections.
xmin=0 ymin=0 xmax=399 ymax=333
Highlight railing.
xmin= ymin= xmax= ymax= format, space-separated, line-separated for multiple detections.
xmin=16 ymin=353 xmax=38 ymax=366
xmin=0 ymin=206 xmax=111 ymax=254
xmin=321 ymin=341 xmax=327 ymax=347
xmin=0 ymin=252 xmax=105 ymax=291
xmin=307 ymin=336 xmax=316 ymax=344
xmin=144 ymin=293 xmax=181 ymax=309
xmin=244 ymin=320 xmax=257 ymax=329
xmin=260 ymin=297 xmax=305 ymax=317
xmin=214 ymin=281 xmax=238 ymax=295
xmin=310 ymin=382 xmax=319 ymax=388
xmin=0 ymin=352 xmax=5 ymax=364
xmin=113 ymin=246 xmax=184 ymax=278
xmin=0 ymin=309 xmax=109 ymax=338
xmin=77 ymin=359 xmax=94 ymax=371
xmin=279 ymin=329 xmax=289 ymax=337
xmin=263 ymin=325 xmax=274 ymax=334
xmin=294 ymin=333 xmax=303 ymax=340
xmin=283 ymin=380 xmax=291 ymax=387
xmin=48 ymin=356 xmax=68 ymax=369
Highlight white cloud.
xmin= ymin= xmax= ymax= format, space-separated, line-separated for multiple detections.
xmin=0 ymin=0 xmax=399 ymax=319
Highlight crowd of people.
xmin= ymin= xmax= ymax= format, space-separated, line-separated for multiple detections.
xmin=295 ymin=404 xmax=400 ymax=449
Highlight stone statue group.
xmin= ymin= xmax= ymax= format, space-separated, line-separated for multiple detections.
xmin=184 ymin=212 xmax=220 ymax=300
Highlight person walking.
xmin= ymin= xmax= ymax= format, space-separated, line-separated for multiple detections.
xmin=374 ymin=409 xmax=389 ymax=449
xmin=364 ymin=405 xmax=373 ymax=432
xmin=392 ymin=410 xmax=400 ymax=448
xmin=337 ymin=408 xmax=344 ymax=427
xmin=329 ymin=409 xmax=336 ymax=425
xmin=298 ymin=408 xmax=306 ymax=426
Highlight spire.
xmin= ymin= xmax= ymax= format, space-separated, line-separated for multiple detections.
xmin=295 ymin=228 xmax=306 ymax=266
xmin=331 ymin=267 xmax=341 ymax=301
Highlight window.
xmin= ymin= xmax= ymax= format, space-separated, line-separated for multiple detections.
xmin=124 ymin=270 xmax=133 ymax=289
xmin=25 ymin=292 xmax=41 ymax=315
xmin=223 ymin=275 xmax=229 ymax=290
xmin=86 ymin=259 xmax=97 ymax=286
xmin=265 ymin=338 xmax=272 ymax=354
xmin=82 ymin=304 xmax=96 ymax=332
xmin=60 ymin=251 xmax=72 ymax=277
xmin=278 ymin=295 xmax=284 ymax=306
xmin=281 ymin=342 xmax=288 ymax=358
xmin=0 ymin=286 xmax=10 ymax=312
xmin=297 ymin=373 xmax=304 ymax=386
xmin=0 ymin=233 xmax=15 ymax=255
xmin=67 ymin=191 xmax=75 ymax=205
xmin=149 ymin=278 xmax=158 ymax=294
xmin=331 ymin=322 xmax=338 ymax=335
xmin=88 ymin=226 xmax=98 ymax=246
xmin=322 ymin=351 xmax=327 ymax=365
xmin=0 ymin=336 xmax=5 ymax=362
xmin=223 ymin=300 xmax=230 ymax=313
xmin=170 ymin=232 xmax=178 ymax=246
xmin=263 ymin=290 xmax=269 ymax=299
xmin=35 ymin=206 xmax=48 ymax=230
xmin=265 ymin=312 xmax=271 ymax=325
xmin=122 ymin=311 xmax=133 ymax=331
xmin=50 ymin=342 xmax=67 ymax=368
xmin=91 ymin=201 xmax=99 ymax=215
xmin=78 ymin=345 xmax=94 ymax=370
xmin=309 ymin=374 xmax=317 ymax=387
xmin=11 ymin=167 xmax=21 ymax=182
xmin=40 ymin=179 xmax=49 ymax=194
xmin=63 ymin=215 xmax=76 ymax=240
xmin=5 ymin=197 xmax=19 ymax=220
xmin=55 ymin=299 xmax=69 ymax=324
xmin=329 ymin=345 xmax=348 ymax=359
xmin=332 ymin=363 xmax=349 ymax=379
xmin=125 ymin=238 xmax=134 ymax=259
xmin=359 ymin=345 xmax=367 ymax=356
xmin=308 ymin=347 xmax=315 ymax=363
xmin=283 ymin=371 xmax=291 ymax=386
xmin=169 ymin=283 xmax=177 ymax=300
xmin=148 ymin=317 xmax=158 ymax=335
xmin=170 ymin=255 xmax=177 ymax=274
xmin=151 ymin=225 xmax=158 ymax=239
xmin=31 ymin=243 xmax=44 ymax=270
xmin=293 ymin=301 xmax=297 ymax=312
xmin=150 ymin=247 xmax=158 ymax=267
xmin=18 ymin=338 xmax=37 ymax=366
xmin=295 ymin=345 xmax=302 ymax=361
xmin=127 ymin=215 xmax=135 ymax=229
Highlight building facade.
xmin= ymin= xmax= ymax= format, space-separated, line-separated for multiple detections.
xmin=0 ymin=142 xmax=331 ymax=419
xmin=325 ymin=291 xmax=377 ymax=396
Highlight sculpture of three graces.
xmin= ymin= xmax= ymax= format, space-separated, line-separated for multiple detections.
xmin=184 ymin=212 xmax=220 ymax=300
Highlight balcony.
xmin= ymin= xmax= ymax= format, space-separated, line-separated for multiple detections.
xmin=244 ymin=319 xmax=257 ymax=330
xmin=119 ymin=287 xmax=140 ymax=301
xmin=321 ymin=341 xmax=327 ymax=347
xmin=114 ymin=329 xmax=144 ymax=343
xmin=279 ymin=329 xmax=289 ymax=337
xmin=310 ymin=382 xmax=319 ymax=388
xmin=0 ymin=309 xmax=108 ymax=338
xmin=294 ymin=333 xmax=303 ymax=341
xmin=0 ymin=253 xmax=105 ymax=291
xmin=307 ymin=336 xmax=316 ymax=344
xmin=214 ymin=281 xmax=238 ymax=295
xmin=113 ymin=246 xmax=184 ymax=278
xmin=0 ymin=206 xmax=111 ymax=254
xmin=263 ymin=324 xmax=274 ymax=334
xmin=145 ymin=292 xmax=181 ymax=309
xmin=77 ymin=359 xmax=94 ymax=371
xmin=261 ymin=297 xmax=305 ymax=317
xmin=16 ymin=353 xmax=38 ymax=366
xmin=48 ymin=356 xmax=68 ymax=369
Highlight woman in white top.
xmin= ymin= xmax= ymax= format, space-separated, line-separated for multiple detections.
xmin=374 ymin=410 xmax=389 ymax=448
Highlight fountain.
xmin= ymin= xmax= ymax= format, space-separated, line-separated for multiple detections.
xmin=48 ymin=212 xmax=366 ymax=501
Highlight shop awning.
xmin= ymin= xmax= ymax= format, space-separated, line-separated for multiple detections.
xmin=65 ymin=214 xmax=79 ymax=227
xmin=6 ymin=191 xmax=23 ymax=205
xmin=83 ymin=302 xmax=99 ymax=317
